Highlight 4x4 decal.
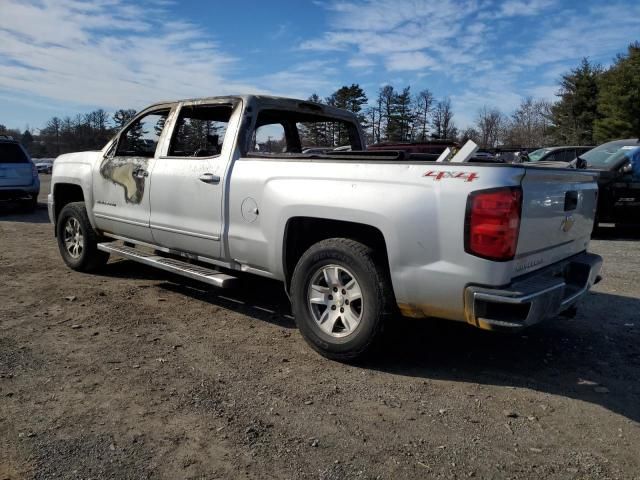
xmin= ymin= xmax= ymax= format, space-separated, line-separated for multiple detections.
xmin=424 ymin=171 xmax=479 ymax=182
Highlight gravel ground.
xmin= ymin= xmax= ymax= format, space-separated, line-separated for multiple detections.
xmin=1 ymin=176 xmax=639 ymax=479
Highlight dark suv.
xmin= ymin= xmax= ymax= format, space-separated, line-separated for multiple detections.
xmin=578 ymin=139 xmax=640 ymax=227
xmin=0 ymin=136 xmax=40 ymax=210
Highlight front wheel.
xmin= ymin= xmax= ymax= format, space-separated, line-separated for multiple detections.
xmin=56 ymin=202 xmax=109 ymax=272
xmin=290 ymin=238 xmax=394 ymax=361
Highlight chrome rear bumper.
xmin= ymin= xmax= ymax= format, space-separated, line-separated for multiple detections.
xmin=464 ymin=252 xmax=603 ymax=330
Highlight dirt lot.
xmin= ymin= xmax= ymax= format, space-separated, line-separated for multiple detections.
xmin=1 ymin=176 xmax=639 ymax=479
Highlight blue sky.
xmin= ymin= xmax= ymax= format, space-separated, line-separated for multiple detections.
xmin=1 ymin=0 xmax=639 ymax=131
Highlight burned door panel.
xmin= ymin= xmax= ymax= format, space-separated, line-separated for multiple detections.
xmin=99 ymin=156 xmax=149 ymax=204
xmin=92 ymin=109 xmax=171 ymax=242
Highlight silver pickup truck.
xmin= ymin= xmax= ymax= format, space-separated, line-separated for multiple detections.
xmin=48 ymin=95 xmax=602 ymax=360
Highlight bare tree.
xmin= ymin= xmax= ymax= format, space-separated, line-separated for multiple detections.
xmin=459 ymin=127 xmax=480 ymax=144
xmin=432 ymin=98 xmax=455 ymax=140
xmin=413 ymin=89 xmax=434 ymax=141
xmin=364 ymin=105 xmax=379 ymax=145
xmin=43 ymin=117 xmax=62 ymax=155
xmin=504 ymin=97 xmax=553 ymax=147
xmin=475 ymin=106 xmax=505 ymax=148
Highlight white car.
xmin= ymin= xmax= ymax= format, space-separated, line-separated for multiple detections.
xmin=35 ymin=158 xmax=54 ymax=174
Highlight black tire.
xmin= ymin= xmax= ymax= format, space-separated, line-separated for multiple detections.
xmin=23 ymin=194 xmax=38 ymax=212
xmin=56 ymin=202 xmax=109 ymax=272
xmin=290 ymin=238 xmax=394 ymax=361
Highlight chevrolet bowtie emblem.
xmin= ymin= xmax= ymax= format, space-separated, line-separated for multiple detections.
xmin=561 ymin=214 xmax=575 ymax=233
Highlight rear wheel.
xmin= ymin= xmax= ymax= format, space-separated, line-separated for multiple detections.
xmin=291 ymin=238 xmax=393 ymax=361
xmin=56 ymin=202 xmax=109 ymax=272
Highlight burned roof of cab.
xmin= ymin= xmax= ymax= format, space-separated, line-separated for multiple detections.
xmin=142 ymin=95 xmax=357 ymax=120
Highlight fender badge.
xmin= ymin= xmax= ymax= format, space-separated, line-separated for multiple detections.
xmin=561 ymin=214 xmax=575 ymax=232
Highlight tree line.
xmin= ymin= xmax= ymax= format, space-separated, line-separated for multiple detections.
xmin=0 ymin=109 xmax=137 ymax=158
xmin=1 ymin=41 xmax=637 ymax=156
xmin=303 ymin=42 xmax=639 ymax=149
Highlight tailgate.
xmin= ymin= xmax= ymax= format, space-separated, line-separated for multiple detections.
xmin=0 ymin=163 xmax=33 ymax=186
xmin=515 ymin=167 xmax=598 ymax=271
xmin=0 ymin=142 xmax=32 ymax=187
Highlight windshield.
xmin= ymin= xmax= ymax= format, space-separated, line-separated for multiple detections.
xmin=580 ymin=140 xmax=640 ymax=169
xmin=528 ymin=148 xmax=551 ymax=162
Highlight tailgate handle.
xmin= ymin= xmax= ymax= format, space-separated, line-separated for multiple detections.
xmin=564 ymin=191 xmax=578 ymax=211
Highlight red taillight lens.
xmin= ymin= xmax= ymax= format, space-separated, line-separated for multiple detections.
xmin=465 ymin=187 xmax=522 ymax=261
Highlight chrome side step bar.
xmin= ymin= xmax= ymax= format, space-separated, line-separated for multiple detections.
xmin=97 ymin=243 xmax=238 ymax=288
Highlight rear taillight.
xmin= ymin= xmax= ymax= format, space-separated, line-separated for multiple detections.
xmin=465 ymin=187 xmax=522 ymax=261
xmin=32 ymin=163 xmax=38 ymax=177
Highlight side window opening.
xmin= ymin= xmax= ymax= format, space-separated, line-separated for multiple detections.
xmin=168 ymin=105 xmax=232 ymax=157
xmin=116 ymin=110 xmax=170 ymax=158
xmin=563 ymin=149 xmax=577 ymax=162
xmin=251 ymin=123 xmax=287 ymax=153
xmin=248 ymin=109 xmax=361 ymax=156
xmin=297 ymin=120 xmax=356 ymax=151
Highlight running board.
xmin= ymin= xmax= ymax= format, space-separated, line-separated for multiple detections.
xmin=97 ymin=243 xmax=238 ymax=288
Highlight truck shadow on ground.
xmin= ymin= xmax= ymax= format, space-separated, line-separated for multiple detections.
xmin=368 ymin=291 xmax=640 ymax=425
xmin=99 ymin=259 xmax=640 ymax=424
xmin=99 ymin=259 xmax=296 ymax=330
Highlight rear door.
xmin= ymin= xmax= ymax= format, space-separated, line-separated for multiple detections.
xmin=516 ymin=168 xmax=598 ymax=270
xmin=610 ymin=147 xmax=640 ymax=222
xmin=0 ymin=142 xmax=32 ymax=187
xmin=92 ymin=108 xmax=173 ymax=243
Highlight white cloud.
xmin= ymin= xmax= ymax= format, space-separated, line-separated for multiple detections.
xmin=386 ymin=51 xmax=435 ymax=71
xmin=497 ymin=0 xmax=556 ymax=17
xmin=0 ymin=0 xmax=256 ymax=112
xmin=256 ymin=61 xmax=341 ymax=98
xmin=0 ymin=0 xmax=347 ymax=120
xmin=1 ymin=0 xmax=639 ymax=133
xmin=299 ymin=0 xmax=489 ymax=81
xmin=347 ymin=57 xmax=376 ymax=68
xmin=300 ymin=0 xmax=640 ymax=128
xmin=516 ymin=2 xmax=640 ymax=67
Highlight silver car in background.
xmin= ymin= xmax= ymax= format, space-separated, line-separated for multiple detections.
xmin=0 ymin=135 xmax=40 ymax=210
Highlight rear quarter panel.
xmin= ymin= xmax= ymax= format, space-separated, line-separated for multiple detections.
xmin=227 ymin=159 xmax=526 ymax=320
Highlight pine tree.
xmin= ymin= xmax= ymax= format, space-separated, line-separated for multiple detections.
xmin=298 ymin=94 xmax=328 ymax=147
xmin=594 ymin=42 xmax=640 ymax=142
xmin=396 ymin=86 xmax=412 ymax=141
xmin=551 ymin=58 xmax=602 ymax=144
xmin=113 ymin=109 xmax=137 ymax=131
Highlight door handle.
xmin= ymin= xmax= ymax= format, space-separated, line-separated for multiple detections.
xmin=199 ymin=173 xmax=220 ymax=184
xmin=133 ymin=168 xmax=148 ymax=178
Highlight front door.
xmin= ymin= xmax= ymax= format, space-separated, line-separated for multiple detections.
xmin=149 ymin=101 xmax=237 ymax=258
xmin=93 ymin=108 xmax=172 ymax=243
